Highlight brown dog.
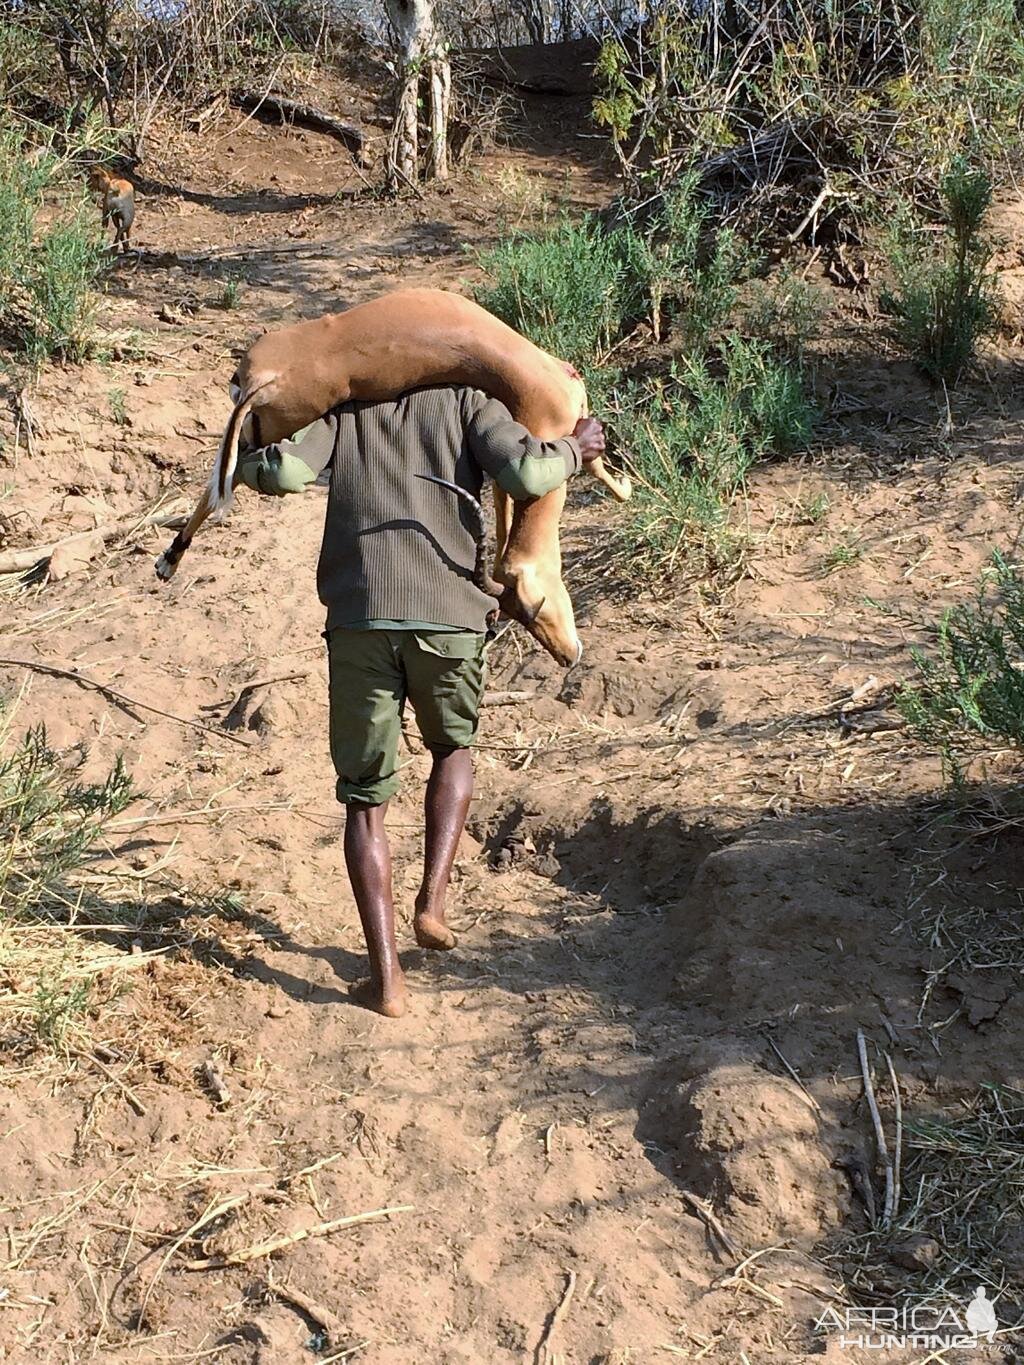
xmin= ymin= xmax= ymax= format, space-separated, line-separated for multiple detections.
xmin=156 ymin=288 xmax=631 ymax=666
xmin=88 ymin=166 xmax=134 ymax=252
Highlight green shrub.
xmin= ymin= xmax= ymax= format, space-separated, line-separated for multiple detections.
xmin=898 ymin=551 xmax=1024 ymax=778
xmin=0 ymin=710 xmax=134 ymax=1048
xmin=746 ymin=271 xmax=828 ymax=365
xmin=475 ymin=217 xmax=630 ymax=369
xmin=882 ymin=157 xmax=997 ymax=383
xmin=616 ymin=338 xmax=815 ymax=576
xmin=593 ymin=0 xmax=1024 ymax=240
xmin=616 ymin=173 xmax=741 ymax=346
xmin=0 ymin=131 xmax=105 ymax=365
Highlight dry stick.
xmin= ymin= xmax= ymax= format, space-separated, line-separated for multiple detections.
xmin=481 ymin=689 xmax=534 ymax=707
xmin=267 ymin=1273 xmax=345 ymax=1339
xmin=885 ymin=1051 xmax=903 ymax=1223
xmin=680 ymin=1189 xmax=741 ymax=1260
xmin=536 ymin=1270 xmax=577 ymax=1365
xmin=0 ymin=510 xmax=185 ymax=575
xmin=139 ymin=1194 xmax=248 ymax=1324
xmin=856 ymin=1029 xmax=894 ymax=1228
xmin=786 ymin=181 xmax=833 ymax=243
xmin=199 ymin=670 xmax=310 ymax=714
xmin=0 ymin=658 xmax=253 ymax=749
xmin=184 ymin=1205 xmax=413 ymax=1270
xmin=74 ymin=1049 xmax=147 ymax=1117
xmin=764 ymin=1033 xmax=822 ymax=1115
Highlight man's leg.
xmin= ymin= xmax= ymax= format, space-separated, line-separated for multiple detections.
xmin=326 ymin=628 xmax=406 ymax=1016
xmin=402 ymin=630 xmax=485 ymax=951
xmin=414 ymin=745 xmax=473 ymax=950
xmin=343 ymin=800 xmax=407 ymax=1017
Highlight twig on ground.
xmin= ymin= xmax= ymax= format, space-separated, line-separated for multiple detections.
xmin=482 ymin=690 xmax=534 ymax=707
xmin=857 ymin=1029 xmax=895 ymax=1226
xmin=199 ymin=671 xmax=310 ymax=714
xmin=764 ymin=1033 xmax=822 ymax=1115
xmin=140 ymin=1194 xmax=247 ymax=1324
xmin=185 ymin=1205 xmax=413 ymax=1269
xmin=0 ymin=658 xmax=253 ymax=748
xmin=885 ymin=1051 xmax=903 ymax=1223
xmin=74 ymin=1049 xmax=147 ymax=1117
xmin=680 ymin=1189 xmax=741 ymax=1259
xmin=266 ymin=1273 xmax=345 ymax=1339
xmin=536 ymin=1270 xmax=577 ymax=1365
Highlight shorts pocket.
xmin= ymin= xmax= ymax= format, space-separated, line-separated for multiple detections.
xmin=411 ymin=631 xmax=485 ymax=661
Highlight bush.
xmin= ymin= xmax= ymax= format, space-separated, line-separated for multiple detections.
xmin=593 ymin=0 xmax=1024 ymax=246
xmin=745 ymin=270 xmax=828 ymax=366
xmin=475 ymin=217 xmax=632 ymax=370
xmin=616 ymin=173 xmax=741 ymax=345
xmin=475 ymin=177 xmax=747 ymax=369
xmin=615 ymin=338 xmax=815 ymax=577
xmin=0 ymin=710 xmax=134 ymax=1047
xmin=882 ymin=157 xmax=997 ymax=383
xmin=897 ymin=551 xmax=1024 ymax=777
xmin=0 ymin=132 xmax=105 ymax=364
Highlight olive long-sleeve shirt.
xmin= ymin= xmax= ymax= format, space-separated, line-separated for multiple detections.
xmin=235 ymin=385 xmax=581 ymax=632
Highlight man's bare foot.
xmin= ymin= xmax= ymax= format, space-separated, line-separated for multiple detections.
xmin=349 ymin=978 xmax=408 ymax=1018
xmin=413 ymin=912 xmax=457 ymax=951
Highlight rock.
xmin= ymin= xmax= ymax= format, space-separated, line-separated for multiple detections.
xmin=47 ymin=531 xmax=105 ymax=580
xmin=247 ymin=692 xmax=295 ymax=736
xmin=61 ymin=493 xmax=112 ymax=524
xmin=889 ymin=1234 xmax=941 ymax=1271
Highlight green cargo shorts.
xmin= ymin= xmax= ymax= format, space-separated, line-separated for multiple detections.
xmin=325 ymin=627 xmax=486 ymax=806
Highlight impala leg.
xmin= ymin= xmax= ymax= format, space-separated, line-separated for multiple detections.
xmin=586 ymin=455 xmax=632 ymax=503
xmin=155 ymin=486 xmax=213 ymax=581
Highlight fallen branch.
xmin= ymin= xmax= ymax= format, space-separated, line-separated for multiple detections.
xmin=267 ymin=1275 xmax=345 ymax=1339
xmin=680 ymin=1189 xmax=741 ymax=1260
xmin=536 ymin=1270 xmax=577 ymax=1365
xmin=857 ymin=1029 xmax=894 ymax=1227
xmin=185 ymin=1205 xmax=413 ymax=1269
xmin=482 ymin=689 xmax=534 ymax=707
xmin=764 ymin=1033 xmax=822 ymax=1115
xmin=0 ymin=509 xmax=185 ymax=576
xmin=199 ymin=670 xmax=310 ymax=715
xmin=74 ymin=1048 xmax=147 ymax=1117
xmin=0 ymin=657 xmax=253 ymax=748
xmin=885 ymin=1051 xmax=903 ymax=1224
xmin=230 ymin=90 xmax=364 ymax=159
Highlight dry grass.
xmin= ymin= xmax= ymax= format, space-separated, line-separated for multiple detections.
xmin=829 ymin=1085 xmax=1024 ymax=1315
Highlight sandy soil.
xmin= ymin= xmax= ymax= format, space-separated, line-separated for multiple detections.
xmin=1 ymin=89 xmax=1023 ymax=1364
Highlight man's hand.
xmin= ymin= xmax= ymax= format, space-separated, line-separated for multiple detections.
xmin=572 ymin=416 xmax=606 ymax=465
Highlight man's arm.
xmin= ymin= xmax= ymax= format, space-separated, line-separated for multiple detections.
xmin=464 ymin=395 xmax=605 ymax=501
xmin=234 ymin=413 xmax=337 ymax=496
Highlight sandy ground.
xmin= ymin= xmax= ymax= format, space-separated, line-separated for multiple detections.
xmin=1 ymin=91 xmax=1023 ymax=1364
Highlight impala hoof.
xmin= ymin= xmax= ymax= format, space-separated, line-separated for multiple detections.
xmin=155 ymin=551 xmax=177 ymax=581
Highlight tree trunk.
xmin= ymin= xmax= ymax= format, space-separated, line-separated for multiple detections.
xmin=426 ymin=55 xmax=450 ymax=181
xmin=389 ymin=69 xmax=419 ymax=188
xmin=383 ymin=0 xmax=449 ymax=191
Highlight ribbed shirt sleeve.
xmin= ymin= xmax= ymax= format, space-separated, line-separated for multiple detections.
xmin=235 ymin=414 xmax=337 ymax=495
xmin=464 ymin=394 xmax=581 ymax=500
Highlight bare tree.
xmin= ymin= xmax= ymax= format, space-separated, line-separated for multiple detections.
xmin=383 ymin=0 xmax=450 ymax=190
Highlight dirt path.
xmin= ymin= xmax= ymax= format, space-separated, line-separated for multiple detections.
xmin=2 ymin=112 xmax=1023 ymax=1363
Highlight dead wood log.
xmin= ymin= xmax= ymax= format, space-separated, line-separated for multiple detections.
xmin=230 ymin=90 xmax=364 ymax=160
xmin=0 ymin=509 xmax=185 ymax=576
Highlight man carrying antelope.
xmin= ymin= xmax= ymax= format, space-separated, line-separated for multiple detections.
xmin=235 ymin=388 xmax=605 ymax=1017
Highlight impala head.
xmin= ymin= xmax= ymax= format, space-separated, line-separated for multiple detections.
xmin=418 ymin=473 xmax=582 ymax=669
xmin=503 ymin=562 xmax=582 ymax=668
